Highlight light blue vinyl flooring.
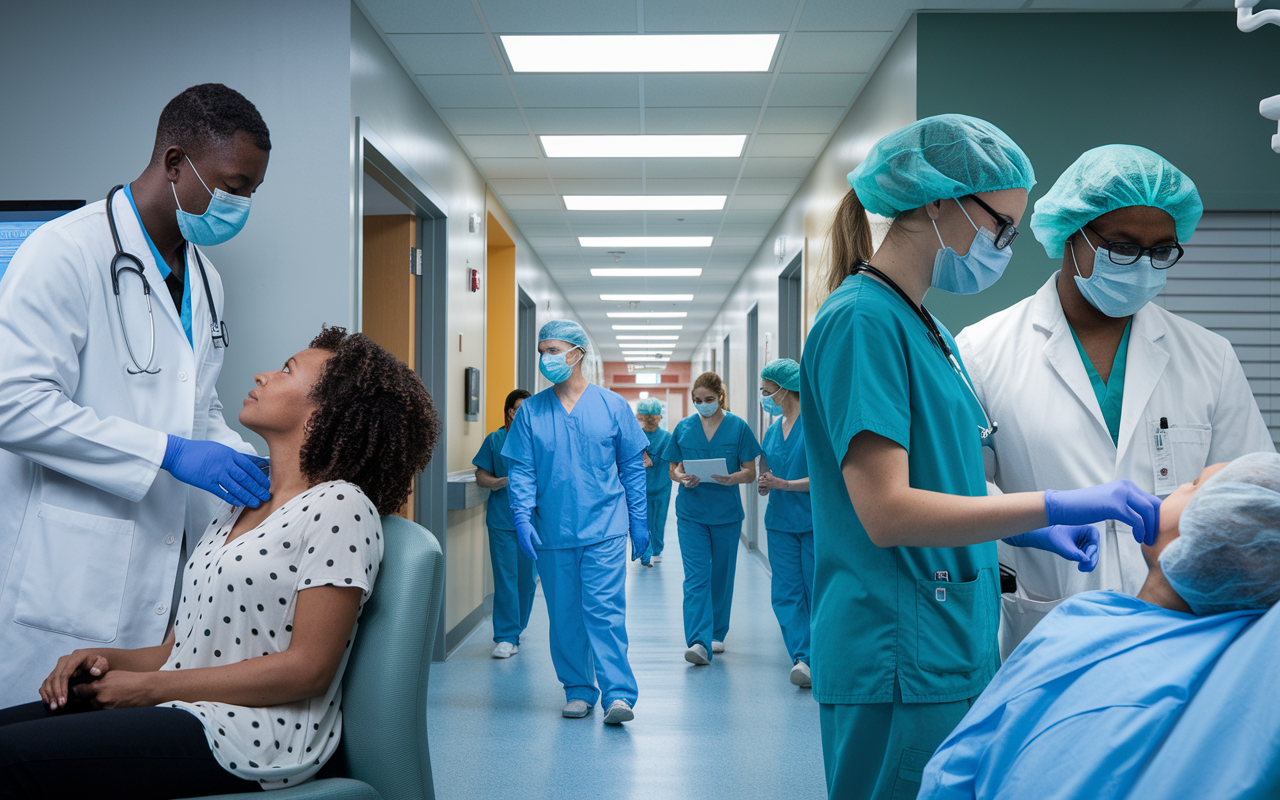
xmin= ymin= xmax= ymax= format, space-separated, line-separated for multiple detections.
xmin=426 ymin=505 xmax=827 ymax=799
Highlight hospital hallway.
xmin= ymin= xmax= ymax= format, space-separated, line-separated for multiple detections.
xmin=426 ymin=505 xmax=827 ymax=799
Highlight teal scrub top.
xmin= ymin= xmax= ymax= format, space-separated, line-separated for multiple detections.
xmin=660 ymin=412 xmax=763 ymax=525
xmin=122 ymin=184 xmax=192 ymax=346
xmin=642 ymin=426 xmax=674 ymax=495
xmin=760 ymin=414 xmax=812 ymax=533
xmin=800 ymin=274 xmax=999 ymax=706
xmin=473 ymin=427 xmax=515 ymax=531
xmin=1068 ymin=320 xmax=1132 ymax=447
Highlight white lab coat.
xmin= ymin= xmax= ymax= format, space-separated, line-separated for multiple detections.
xmin=956 ymin=273 xmax=1274 ymax=659
xmin=0 ymin=189 xmax=254 ymax=708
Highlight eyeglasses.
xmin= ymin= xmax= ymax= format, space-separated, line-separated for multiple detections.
xmin=964 ymin=195 xmax=1018 ymax=250
xmin=1084 ymin=226 xmax=1184 ymax=269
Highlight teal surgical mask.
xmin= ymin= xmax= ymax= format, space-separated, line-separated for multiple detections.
xmin=539 ymin=347 xmax=580 ymax=384
xmin=761 ymin=387 xmax=784 ymax=417
xmin=173 ymin=156 xmax=252 ymax=246
xmin=694 ymin=401 xmax=720 ymax=418
xmin=931 ymin=199 xmax=1012 ymax=295
xmin=1071 ymin=231 xmax=1166 ymax=318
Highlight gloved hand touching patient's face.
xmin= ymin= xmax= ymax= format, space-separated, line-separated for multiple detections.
xmin=1044 ymin=479 xmax=1161 ymax=546
xmin=161 ymin=434 xmax=271 ymax=508
xmin=1004 ymin=525 xmax=1100 ymax=572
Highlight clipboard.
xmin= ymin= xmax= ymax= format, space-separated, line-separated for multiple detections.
xmin=684 ymin=458 xmax=729 ymax=482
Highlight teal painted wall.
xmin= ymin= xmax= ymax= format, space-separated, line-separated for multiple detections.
xmin=917 ymin=11 xmax=1280 ymax=333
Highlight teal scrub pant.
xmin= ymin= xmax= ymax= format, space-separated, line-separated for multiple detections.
xmin=677 ymin=518 xmax=740 ymax=656
xmin=644 ymin=486 xmax=672 ymax=559
xmin=536 ymin=534 xmax=638 ymax=708
xmin=766 ymin=527 xmax=814 ymax=665
xmin=819 ymin=684 xmax=975 ymax=800
xmin=488 ymin=525 xmax=537 ymax=645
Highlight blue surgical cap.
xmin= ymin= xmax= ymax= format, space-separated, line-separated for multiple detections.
xmin=1160 ymin=452 xmax=1280 ymax=616
xmin=1031 ymin=144 xmax=1203 ymax=259
xmin=846 ymin=114 xmax=1035 ymax=218
xmin=637 ymin=397 xmax=663 ymax=415
xmin=538 ymin=319 xmax=588 ymax=351
xmin=760 ymin=358 xmax=800 ymax=393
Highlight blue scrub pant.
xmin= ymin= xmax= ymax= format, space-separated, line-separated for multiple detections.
xmin=643 ymin=486 xmax=672 ymax=559
xmin=677 ymin=518 xmax=740 ymax=657
xmin=819 ymin=683 xmax=975 ymax=800
xmin=536 ymin=534 xmax=638 ymax=708
xmin=488 ymin=525 xmax=537 ymax=645
xmin=767 ymin=527 xmax=814 ymax=665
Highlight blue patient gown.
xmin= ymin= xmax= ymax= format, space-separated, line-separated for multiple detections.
xmin=918 ymin=592 xmax=1264 ymax=800
xmin=502 ymin=384 xmax=649 ymax=708
xmin=642 ymin=426 xmax=674 ymax=560
xmin=473 ymin=427 xmax=536 ymax=645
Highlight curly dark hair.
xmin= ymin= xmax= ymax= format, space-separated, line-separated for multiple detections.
xmin=151 ymin=83 xmax=271 ymax=163
xmin=299 ymin=326 xmax=439 ymax=515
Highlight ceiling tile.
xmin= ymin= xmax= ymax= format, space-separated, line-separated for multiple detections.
xmin=727 ymin=194 xmax=791 ymax=211
xmin=758 ymin=105 xmax=847 ymax=133
xmin=749 ymin=133 xmax=828 ymax=157
xmin=735 ymin=177 xmax=802 ymax=194
xmin=551 ymin=178 xmax=645 ymax=194
xmin=511 ymin=75 xmax=640 ymax=107
xmin=417 ymin=75 xmax=515 ymax=108
xmin=473 ymin=158 xmax=547 ymax=179
xmin=768 ymin=73 xmax=865 ymax=107
xmin=742 ymin=157 xmax=815 ymax=178
xmin=642 ymin=74 xmax=772 ymax=107
xmin=437 ymin=107 xmax=528 ymax=134
xmin=640 ymin=0 xmax=799 ymax=31
xmin=544 ymin=158 xmax=644 ymax=179
xmin=643 ymin=158 xmax=743 ymax=178
xmin=723 ymin=208 xmax=781 ymax=224
xmin=1030 ymin=0 xmax=1186 ymax=6
xmin=359 ymin=0 xmax=483 ymax=33
xmin=506 ymin=208 xmax=567 ymax=225
xmin=795 ymin=0 xmax=904 ymax=31
xmin=494 ymin=194 xmax=560 ymax=210
xmin=457 ymin=134 xmax=539 ymax=157
xmin=524 ymin=107 xmax=641 ymax=134
xmin=643 ymin=106 xmax=760 ymax=134
xmin=389 ymin=34 xmax=499 ymax=74
xmin=639 ymin=178 xmax=738 ymax=194
xmin=479 ymin=0 xmax=638 ymax=32
xmin=565 ymin=211 xmax=650 ymax=226
xmin=781 ymin=32 xmax=891 ymax=73
xmin=488 ymin=178 xmax=557 ymax=194
xmin=718 ymin=223 xmax=773 ymax=237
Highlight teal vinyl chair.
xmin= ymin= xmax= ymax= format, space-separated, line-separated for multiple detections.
xmin=195 ymin=516 xmax=444 ymax=800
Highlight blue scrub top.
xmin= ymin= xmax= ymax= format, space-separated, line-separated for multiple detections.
xmin=800 ymin=273 xmax=998 ymax=705
xmin=643 ymin=426 xmax=674 ymax=495
xmin=473 ymin=427 xmax=515 ymax=531
xmin=919 ymin=593 xmax=1263 ymax=800
xmin=660 ymin=411 xmax=763 ymax=525
xmin=502 ymin=383 xmax=649 ymax=549
xmin=760 ymin=414 xmax=812 ymax=533
xmin=1068 ymin=319 xmax=1132 ymax=447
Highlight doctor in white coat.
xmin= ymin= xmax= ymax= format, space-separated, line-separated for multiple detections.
xmin=957 ymin=145 xmax=1273 ymax=658
xmin=0 ymin=84 xmax=275 ymax=708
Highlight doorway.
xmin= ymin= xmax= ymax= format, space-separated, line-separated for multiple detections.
xmin=485 ymin=214 xmax=517 ymax=431
xmin=779 ymin=252 xmax=803 ymax=361
xmin=745 ymin=305 xmax=761 ymax=553
xmin=517 ymin=287 xmax=536 ymax=394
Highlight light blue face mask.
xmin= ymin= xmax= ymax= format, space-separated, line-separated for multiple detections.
xmin=931 ymin=199 xmax=1012 ymax=295
xmin=539 ymin=346 xmax=580 ymax=384
xmin=173 ymin=156 xmax=252 ymax=246
xmin=761 ymin=387 xmax=784 ymax=417
xmin=1071 ymin=231 xmax=1166 ymax=318
xmin=694 ymin=401 xmax=720 ymax=418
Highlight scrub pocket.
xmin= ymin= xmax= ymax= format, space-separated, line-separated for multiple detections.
xmin=892 ymin=747 xmax=935 ymax=800
xmin=14 ymin=503 xmax=135 ymax=642
xmin=916 ymin=570 xmax=992 ymax=674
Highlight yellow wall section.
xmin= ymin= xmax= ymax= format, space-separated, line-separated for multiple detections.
xmin=485 ymin=214 xmax=517 ymax=433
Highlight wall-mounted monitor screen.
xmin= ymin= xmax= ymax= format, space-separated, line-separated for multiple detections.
xmin=0 ymin=200 xmax=86 ymax=284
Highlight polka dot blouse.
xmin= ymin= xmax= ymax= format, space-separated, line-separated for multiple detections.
xmin=158 ymin=481 xmax=383 ymax=790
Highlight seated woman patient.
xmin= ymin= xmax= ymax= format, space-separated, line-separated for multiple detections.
xmin=0 ymin=326 xmax=438 ymax=799
xmin=917 ymin=451 xmax=1280 ymax=800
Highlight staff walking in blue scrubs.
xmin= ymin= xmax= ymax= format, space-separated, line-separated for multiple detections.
xmin=635 ymin=397 xmax=674 ymax=566
xmin=474 ymin=389 xmax=535 ymax=659
xmin=756 ymin=359 xmax=813 ymax=689
xmin=503 ymin=320 xmax=650 ymax=724
xmin=660 ymin=371 xmax=763 ymax=666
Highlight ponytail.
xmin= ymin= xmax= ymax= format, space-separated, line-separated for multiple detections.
xmin=823 ymin=188 xmax=875 ymax=297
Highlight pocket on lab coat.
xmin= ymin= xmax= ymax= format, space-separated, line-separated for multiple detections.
xmin=915 ymin=570 xmax=993 ymax=674
xmin=998 ymin=593 xmax=1063 ymax=661
xmin=13 ymin=503 xmax=135 ymax=642
xmin=1168 ymin=424 xmax=1211 ymax=486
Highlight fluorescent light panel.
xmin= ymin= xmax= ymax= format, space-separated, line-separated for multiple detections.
xmin=625 ymin=357 xmax=670 ymax=362
xmin=608 ymin=312 xmax=688 ymax=318
xmin=617 ymin=335 xmax=679 ymax=340
xmin=591 ymin=268 xmax=702 ymax=277
xmin=501 ymin=34 xmax=779 ymax=73
xmin=612 ymin=325 xmax=683 ymax=331
xmin=565 ymin=195 xmax=726 ymax=211
xmin=600 ymin=294 xmax=693 ymax=301
xmin=545 ymin=136 xmax=745 ymax=159
xmin=584 ymin=238 xmax=712 ymax=248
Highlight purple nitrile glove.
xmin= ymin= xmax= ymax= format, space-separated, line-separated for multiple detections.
xmin=161 ymin=435 xmax=271 ymax=508
xmin=1045 ymin=480 xmax=1161 ymax=546
xmin=1004 ymin=525 xmax=1100 ymax=572
xmin=515 ymin=518 xmax=541 ymax=561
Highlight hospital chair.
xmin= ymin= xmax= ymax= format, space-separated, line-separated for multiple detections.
xmin=193 ymin=515 xmax=445 ymax=800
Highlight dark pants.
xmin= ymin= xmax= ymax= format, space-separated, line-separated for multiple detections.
xmin=0 ymin=701 xmax=263 ymax=799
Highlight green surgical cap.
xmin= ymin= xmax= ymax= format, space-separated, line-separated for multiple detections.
xmin=538 ymin=319 xmax=588 ymax=351
xmin=637 ymin=398 xmax=663 ymax=415
xmin=1031 ymin=144 xmax=1203 ymax=259
xmin=760 ymin=358 xmax=800 ymax=393
xmin=846 ymin=114 xmax=1035 ymax=218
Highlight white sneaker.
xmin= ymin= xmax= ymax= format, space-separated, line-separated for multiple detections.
xmin=562 ymin=700 xmax=592 ymax=718
xmin=491 ymin=642 xmax=518 ymax=658
xmin=712 ymin=640 xmax=725 ymax=653
xmin=684 ymin=644 xmax=710 ymax=665
xmin=790 ymin=661 xmax=812 ymax=688
xmin=603 ymin=699 xmax=634 ymax=725
xmin=652 ymin=555 xmax=663 ymax=563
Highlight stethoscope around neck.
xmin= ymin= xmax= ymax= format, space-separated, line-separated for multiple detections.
xmin=106 ymin=184 xmax=228 ymax=375
xmin=853 ymin=261 xmax=998 ymax=440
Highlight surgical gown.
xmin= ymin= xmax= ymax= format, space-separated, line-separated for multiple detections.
xmin=760 ymin=414 xmax=813 ymax=665
xmin=642 ymin=426 xmax=674 ymax=560
xmin=473 ymin=426 xmax=536 ymax=645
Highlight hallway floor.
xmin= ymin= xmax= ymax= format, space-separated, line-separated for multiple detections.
xmin=426 ymin=506 xmax=827 ymax=799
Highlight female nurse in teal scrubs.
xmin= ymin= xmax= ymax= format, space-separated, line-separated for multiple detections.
xmin=660 ymin=371 xmax=762 ymax=666
xmin=799 ymin=114 xmax=1163 ymax=800
xmin=635 ymin=397 xmax=674 ymax=566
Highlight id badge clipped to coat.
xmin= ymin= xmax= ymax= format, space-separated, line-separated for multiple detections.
xmin=1150 ymin=418 xmax=1178 ymax=496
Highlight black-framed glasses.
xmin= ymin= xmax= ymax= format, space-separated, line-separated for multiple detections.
xmin=963 ymin=195 xmax=1018 ymax=250
xmin=1084 ymin=226 xmax=1184 ymax=269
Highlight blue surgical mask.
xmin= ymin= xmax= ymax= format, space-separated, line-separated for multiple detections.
xmin=173 ymin=156 xmax=252 ymax=246
xmin=1071 ymin=231 xmax=1166 ymax=318
xmin=931 ymin=199 xmax=1012 ymax=295
xmin=694 ymin=401 xmax=720 ymax=418
xmin=761 ymin=387 xmax=784 ymax=417
xmin=539 ymin=347 xmax=580 ymax=384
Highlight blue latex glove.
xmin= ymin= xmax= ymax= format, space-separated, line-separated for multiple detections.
xmin=630 ymin=527 xmax=650 ymax=563
xmin=1045 ymin=479 xmax=1161 ymax=546
xmin=1003 ymin=525 xmax=1100 ymax=572
xmin=161 ymin=435 xmax=271 ymax=508
xmin=515 ymin=519 xmax=541 ymax=561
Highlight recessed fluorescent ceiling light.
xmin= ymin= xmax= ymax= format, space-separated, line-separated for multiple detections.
xmin=545 ymin=136 xmax=745 ymax=159
xmin=590 ymin=268 xmax=702 ymax=277
xmin=625 ymin=357 xmax=671 ymax=362
xmin=600 ymin=294 xmax=693 ymax=301
xmin=502 ymin=34 xmax=779 ymax=73
xmin=612 ymin=325 xmax=683 ymax=330
xmin=565 ymin=196 xmax=726 ymax=211
xmin=608 ymin=312 xmax=688 ymax=318
xmin=618 ymin=345 xmax=675 ymax=350
xmin=617 ymin=335 xmax=679 ymax=340
xmin=583 ymin=238 xmax=712 ymax=248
